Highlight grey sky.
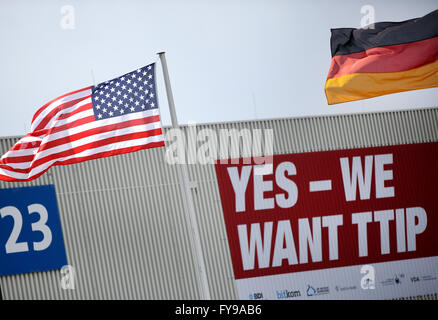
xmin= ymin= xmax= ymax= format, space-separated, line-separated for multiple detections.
xmin=0 ymin=0 xmax=437 ymax=137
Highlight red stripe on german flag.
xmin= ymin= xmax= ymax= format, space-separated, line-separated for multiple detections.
xmin=325 ymin=9 xmax=438 ymax=105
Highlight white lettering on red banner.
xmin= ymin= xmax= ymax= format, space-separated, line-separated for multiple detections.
xmin=215 ymin=142 xmax=438 ymax=299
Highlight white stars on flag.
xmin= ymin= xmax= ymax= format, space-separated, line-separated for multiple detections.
xmin=91 ymin=63 xmax=158 ymax=121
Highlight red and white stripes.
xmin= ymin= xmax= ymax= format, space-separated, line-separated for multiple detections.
xmin=0 ymin=87 xmax=164 ymax=182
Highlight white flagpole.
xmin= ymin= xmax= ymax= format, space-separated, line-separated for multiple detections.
xmin=157 ymin=52 xmax=211 ymax=300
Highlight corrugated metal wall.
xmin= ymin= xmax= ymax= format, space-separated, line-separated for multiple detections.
xmin=0 ymin=107 xmax=437 ymax=299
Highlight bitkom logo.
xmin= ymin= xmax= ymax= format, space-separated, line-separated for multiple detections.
xmin=276 ymin=289 xmax=301 ymax=299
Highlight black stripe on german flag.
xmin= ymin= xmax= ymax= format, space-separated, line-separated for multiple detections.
xmin=325 ymin=9 xmax=438 ymax=105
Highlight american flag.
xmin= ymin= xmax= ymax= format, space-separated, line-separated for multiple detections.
xmin=0 ymin=63 xmax=165 ymax=182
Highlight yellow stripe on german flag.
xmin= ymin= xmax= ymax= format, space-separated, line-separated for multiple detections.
xmin=325 ymin=9 xmax=438 ymax=105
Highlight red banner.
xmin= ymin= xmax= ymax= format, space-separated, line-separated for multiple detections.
xmin=215 ymin=142 xmax=438 ymax=280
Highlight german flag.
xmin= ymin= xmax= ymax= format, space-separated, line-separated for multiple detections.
xmin=325 ymin=9 xmax=438 ymax=105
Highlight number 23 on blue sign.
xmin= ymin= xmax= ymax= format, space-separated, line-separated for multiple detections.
xmin=0 ymin=185 xmax=67 ymax=276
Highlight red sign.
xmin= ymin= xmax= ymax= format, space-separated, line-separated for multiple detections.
xmin=215 ymin=142 xmax=438 ymax=280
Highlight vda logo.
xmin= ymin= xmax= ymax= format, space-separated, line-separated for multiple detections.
xmin=360 ymin=265 xmax=375 ymax=290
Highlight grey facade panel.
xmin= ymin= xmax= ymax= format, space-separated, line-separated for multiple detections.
xmin=0 ymin=107 xmax=437 ymax=299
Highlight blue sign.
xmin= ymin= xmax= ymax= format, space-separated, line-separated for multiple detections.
xmin=0 ymin=185 xmax=67 ymax=276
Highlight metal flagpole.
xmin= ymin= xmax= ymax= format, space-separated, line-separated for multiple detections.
xmin=157 ymin=52 xmax=211 ymax=300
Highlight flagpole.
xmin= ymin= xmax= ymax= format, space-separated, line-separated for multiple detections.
xmin=157 ymin=52 xmax=211 ymax=300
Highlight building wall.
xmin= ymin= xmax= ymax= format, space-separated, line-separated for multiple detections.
xmin=0 ymin=107 xmax=437 ymax=299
